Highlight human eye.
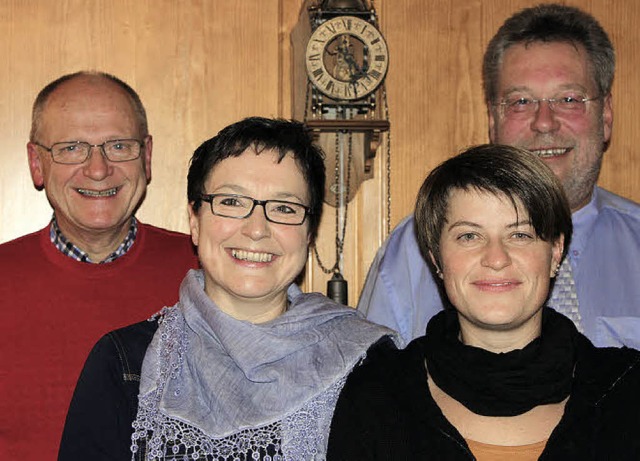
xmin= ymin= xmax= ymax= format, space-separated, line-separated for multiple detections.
xmin=217 ymin=195 xmax=246 ymax=207
xmin=109 ymin=141 xmax=130 ymax=151
xmin=510 ymin=97 xmax=533 ymax=106
xmin=553 ymin=93 xmax=587 ymax=111
xmin=54 ymin=142 xmax=81 ymax=153
xmin=51 ymin=142 xmax=88 ymax=163
xmin=266 ymin=201 xmax=307 ymax=224
xmin=502 ymin=95 xmax=536 ymax=115
xmin=505 ymin=96 xmax=534 ymax=113
xmin=509 ymin=230 xmax=536 ymax=244
xmin=269 ymin=201 xmax=302 ymax=215
xmin=210 ymin=195 xmax=251 ymax=218
xmin=456 ymin=232 xmax=478 ymax=243
xmin=104 ymin=140 xmax=139 ymax=161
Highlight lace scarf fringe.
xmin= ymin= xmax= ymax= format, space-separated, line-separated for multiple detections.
xmin=130 ymin=307 xmax=345 ymax=460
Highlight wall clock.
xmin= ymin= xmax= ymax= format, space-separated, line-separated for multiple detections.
xmin=305 ymin=15 xmax=389 ymax=102
xmin=292 ymin=0 xmax=391 ymax=305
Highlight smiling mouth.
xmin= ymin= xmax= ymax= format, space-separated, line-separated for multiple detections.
xmin=232 ymin=249 xmax=274 ymax=263
xmin=76 ymin=187 xmax=119 ymax=197
xmin=474 ymin=280 xmax=520 ymax=289
xmin=529 ymin=148 xmax=569 ymax=158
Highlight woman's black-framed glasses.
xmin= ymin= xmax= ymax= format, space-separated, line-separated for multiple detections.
xmin=200 ymin=193 xmax=310 ymax=225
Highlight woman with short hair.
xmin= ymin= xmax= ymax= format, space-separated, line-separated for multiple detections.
xmin=59 ymin=117 xmax=396 ymax=460
xmin=328 ymin=144 xmax=640 ymax=460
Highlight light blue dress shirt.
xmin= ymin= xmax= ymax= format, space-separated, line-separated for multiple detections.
xmin=358 ymin=187 xmax=640 ymax=349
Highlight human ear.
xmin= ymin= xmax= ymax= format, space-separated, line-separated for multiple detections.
xmin=487 ymin=105 xmax=498 ymax=143
xmin=27 ymin=143 xmax=45 ymax=190
xmin=188 ymin=203 xmax=200 ymax=247
xmin=142 ymin=135 xmax=153 ymax=183
xmin=429 ymin=250 xmax=443 ymax=279
xmin=550 ymin=234 xmax=565 ymax=277
xmin=602 ymin=94 xmax=613 ymax=145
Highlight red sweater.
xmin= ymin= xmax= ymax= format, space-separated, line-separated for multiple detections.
xmin=0 ymin=222 xmax=199 ymax=460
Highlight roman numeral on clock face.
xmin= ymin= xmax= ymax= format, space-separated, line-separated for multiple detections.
xmin=305 ymin=15 xmax=389 ymax=101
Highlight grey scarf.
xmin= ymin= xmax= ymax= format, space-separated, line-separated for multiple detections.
xmin=131 ymin=269 xmax=395 ymax=460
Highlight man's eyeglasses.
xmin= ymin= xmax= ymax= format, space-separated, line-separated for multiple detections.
xmin=200 ymin=194 xmax=311 ymax=226
xmin=495 ymin=94 xmax=600 ymax=119
xmin=33 ymin=139 xmax=144 ymax=164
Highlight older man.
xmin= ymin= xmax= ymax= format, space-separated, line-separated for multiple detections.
xmin=0 ymin=72 xmax=198 ymax=459
xmin=359 ymin=4 xmax=640 ymax=348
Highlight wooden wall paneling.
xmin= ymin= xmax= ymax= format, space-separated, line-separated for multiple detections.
xmin=379 ymin=0 xmax=640 ymax=217
xmin=0 ymin=1 xmax=285 ymax=244
xmin=135 ymin=0 xmax=284 ymax=232
xmin=128 ymin=0 xmax=209 ymax=233
xmin=380 ymin=0 xmax=488 ymax=225
xmin=302 ymin=0 xmax=640 ymax=302
xmin=585 ymin=0 xmax=640 ymax=202
xmin=1 ymin=0 xmax=639 ymax=303
xmin=311 ymin=0 xmax=494 ymax=304
xmin=302 ymin=132 xmax=387 ymax=305
xmin=0 ymin=1 xmax=66 ymax=241
xmin=288 ymin=1 xmax=387 ymax=303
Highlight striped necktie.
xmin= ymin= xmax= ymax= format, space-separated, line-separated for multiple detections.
xmin=548 ymin=257 xmax=583 ymax=332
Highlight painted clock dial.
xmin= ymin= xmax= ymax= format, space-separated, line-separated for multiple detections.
xmin=305 ymin=15 xmax=389 ymax=101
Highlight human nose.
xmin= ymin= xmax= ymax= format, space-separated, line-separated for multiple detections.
xmin=481 ymin=240 xmax=512 ymax=270
xmin=529 ymin=99 xmax=560 ymax=133
xmin=82 ymin=145 xmax=113 ymax=180
xmin=241 ymin=203 xmax=272 ymax=240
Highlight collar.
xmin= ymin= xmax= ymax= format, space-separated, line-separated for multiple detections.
xmin=138 ymin=269 xmax=396 ymax=438
xmin=49 ymin=216 xmax=138 ymax=263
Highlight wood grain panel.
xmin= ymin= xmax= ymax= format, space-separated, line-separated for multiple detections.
xmin=1 ymin=0 xmax=638 ymax=306
xmin=381 ymin=0 xmax=488 ymax=226
xmin=378 ymin=0 xmax=640 ymax=222
xmin=0 ymin=0 xmax=283 ymax=243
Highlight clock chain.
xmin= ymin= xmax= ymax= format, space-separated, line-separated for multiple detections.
xmin=312 ymin=131 xmax=353 ymax=277
xmin=382 ymin=84 xmax=392 ymax=236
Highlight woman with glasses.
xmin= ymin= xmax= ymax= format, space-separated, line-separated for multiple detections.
xmin=59 ymin=117 xmax=396 ymax=460
xmin=328 ymin=145 xmax=640 ymax=460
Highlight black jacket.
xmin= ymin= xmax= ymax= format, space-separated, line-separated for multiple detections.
xmin=58 ymin=320 xmax=158 ymax=461
xmin=328 ymin=333 xmax=640 ymax=460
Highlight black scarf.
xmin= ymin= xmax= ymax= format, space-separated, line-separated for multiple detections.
xmin=423 ymin=307 xmax=578 ymax=417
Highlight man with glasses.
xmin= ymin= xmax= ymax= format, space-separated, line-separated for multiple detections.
xmin=359 ymin=4 xmax=640 ymax=349
xmin=0 ymin=71 xmax=198 ymax=459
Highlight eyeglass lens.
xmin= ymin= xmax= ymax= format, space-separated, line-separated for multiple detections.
xmin=209 ymin=194 xmax=307 ymax=225
xmin=51 ymin=140 xmax=141 ymax=164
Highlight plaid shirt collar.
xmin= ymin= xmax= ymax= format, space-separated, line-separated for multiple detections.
xmin=49 ymin=216 xmax=138 ymax=264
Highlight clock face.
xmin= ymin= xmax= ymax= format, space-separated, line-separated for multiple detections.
xmin=305 ymin=15 xmax=389 ymax=101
